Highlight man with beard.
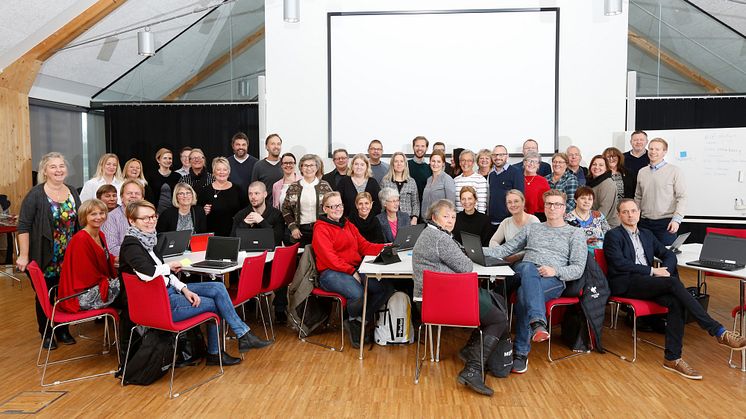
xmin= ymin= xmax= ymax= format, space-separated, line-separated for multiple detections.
xmin=251 ymin=133 xmax=284 ymax=203
xmin=407 ymin=136 xmax=432 ymax=202
xmin=228 ymin=132 xmax=258 ymax=200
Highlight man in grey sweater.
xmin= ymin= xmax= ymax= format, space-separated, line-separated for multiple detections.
xmin=484 ymin=189 xmax=587 ymax=374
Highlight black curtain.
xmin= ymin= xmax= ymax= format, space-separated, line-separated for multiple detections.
xmin=635 ymin=97 xmax=746 ymax=130
xmin=104 ymin=104 xmax=259 ymax=177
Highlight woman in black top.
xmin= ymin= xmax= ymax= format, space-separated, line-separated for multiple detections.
xmin=197 ymin=157 xmax=247 ymax=236
xmin=347 ymin=192 xmax=384 ymax=243
xmin=156 ymin=183 xmax=207 ymax=233
xmin=147 ymin=148 xmax=181 ymax=213
xmin=337 ymin=154 xmax=381 ymax=217
xmin=452 ymin=186 xmax=491 ymax=245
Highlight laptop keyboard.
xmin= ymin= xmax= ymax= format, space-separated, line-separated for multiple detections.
xmin=191 ymin=260 xmax=237 ymax=269
xmin=688 ymin=259 xmax=745 ymax=271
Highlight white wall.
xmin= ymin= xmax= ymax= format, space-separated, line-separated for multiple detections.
xmin=264 ymin=0 xmax=628 ymax=167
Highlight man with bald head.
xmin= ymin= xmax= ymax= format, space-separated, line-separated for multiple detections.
xmin=513 ymin=139 xmax=552 ymax=177
xmin=566 ymin=146 xmax=587 ymax=186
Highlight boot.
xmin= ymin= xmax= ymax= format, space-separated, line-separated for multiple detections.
xmin=457 ymin=334 xmax=499 ymax=396
xmin=238 ymin=330 xmax=272 ymax=352
xmin=458 ymin=330 xmax=480 ymax=363
xmin=206 ymin=351 xmax=241 ymax=366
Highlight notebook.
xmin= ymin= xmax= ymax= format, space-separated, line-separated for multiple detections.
xmin=461 ymin=231 xmax=510 ymax=267
xmin=191 ymin=236 xmax=241 ymax=270
xmin=155 ymin=230 xmax=191 ymax=258
xmin=686 ymin=233 xmax=746 ymax=272
xmin=235 ymin=228 xmax=276 ymax=252
xmin=391 ymin=224 xmax=425 ymax=250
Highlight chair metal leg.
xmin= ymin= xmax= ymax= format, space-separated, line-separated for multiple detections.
xmin=263 ymin=293 xmax=276 ymax=341
xmin=428 ymin=325 xmax=435 ymax=362
xmin=414 ymin=324 xmax=429 ymax=384
xmin=729 ymin=313 xmax=741 ymax=369
xmin=479 ymin=330 xmax=484 ymax=384
xmin=546 ymin=303 xmax=590 ymax=362
xmin=298 ymin=295 xmax=344 ymax=352
xmin=435 ymin=326 xmax=442 ymax=362
xmin=254 ymin=296 xmax=270 ymax=341
xmin=605 ymin=305 xmax=664 ymax=363
xmin=168 ymin=318 xmax=225 ymax=399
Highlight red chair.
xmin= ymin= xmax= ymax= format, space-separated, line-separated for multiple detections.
xmin=257 ymin=243 xmax=300 ymax=340
xmin=226 ymin=251 xmax=267 ymax=353
xmin=594 ymin=249 xmax=668 ymax=362
xmin=415 ymin=270 xmax=482 ymax=385
xmin=121 ymin=273 xmax=223 ymax=398
xmin=189 ymin=233 xmax=214 ymax=252
xmin=298 ymin=288 xmax=347 ymax=352
xmin=544 ymin=295 xmax=591 ymax=362
xmin=27 ymin=261 xmax=119 ymax=386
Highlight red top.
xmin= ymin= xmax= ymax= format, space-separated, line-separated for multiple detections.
xmin=313 ymin=216 xmax=385 ymax=275
xmin=524 ymin=175 xmax=550 ymax=215
xmin=59 ymin=230 xmax=117 ymax=312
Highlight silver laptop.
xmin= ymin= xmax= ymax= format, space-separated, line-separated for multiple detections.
xmin=191 ymin=236 xmax=241 ymax=269
xmin=461 ymin=232 xmax=510 ymax=267
xmin=668 ymin=232 xmax=691 ymax=254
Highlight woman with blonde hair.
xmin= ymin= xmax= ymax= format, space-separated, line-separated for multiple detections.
xmin=197 ymin=157 xmax=246 ymax=237
xmin=123 ymin=158 xmax=154 ymax=203
xmin=338 ymin=154 xmax=381 ymax=217
xmin=380 ymin=151 xmax=419 ymax=225
xmin=80 ymin=153 xmax=123 ymax=202
xmin=147 ymin=148 xmax=182 ymax=213
xmin=156 ymin=182 xmax=208 ymax=234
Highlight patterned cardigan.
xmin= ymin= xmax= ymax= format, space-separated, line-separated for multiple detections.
xmin=281 ymin=179 xmax=333 ymax=232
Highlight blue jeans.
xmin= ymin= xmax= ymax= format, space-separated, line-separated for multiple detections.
xmin=512 ymin=262 xmax=565 ymax=356
xmin=318 ymin=270 xmax=393 ymax=321
xmin=168 ymin=282 xmax=249 ymax=354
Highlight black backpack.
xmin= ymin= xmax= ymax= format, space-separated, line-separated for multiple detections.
xmin=120 ymin=330 xmax=175 ymax=386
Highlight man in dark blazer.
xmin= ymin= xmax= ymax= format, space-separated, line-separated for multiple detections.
xmin=604 ymin=198 xmax=746 ymax=380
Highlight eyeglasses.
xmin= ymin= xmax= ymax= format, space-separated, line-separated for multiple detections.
xmin=176 ymin=192 xmax=192 ymax=197
xmin=368 ymin=147 xmax=382 ymax=152
xmin=544 ymin=202 xmax=565 ymax=209
xmin=301 ymin=163 xmax=317 ymax=169
xmin=333 ymin=156 xmax=348 ymax=161
xmin=552 ymin=160 xmax=567 ymax=165
xmin=492 ymin=153 xmax=508 ymax=157
xmin=281 ymin=161 xmax=296 ymax=166
xmin=190 ymin=156 xmax=204 ymax=161
xmin=324 ymin=204 xmax=343 ymax=210
xmin=136 ymin=214 xmax=159 ymax=222
xmin=604 ymin=155 xmax=618 ymax=160
xmin=525 ymin=160 xmax=539 ymax=165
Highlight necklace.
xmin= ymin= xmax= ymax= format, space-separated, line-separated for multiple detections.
xmin=573 ymin=210 xmax=591 ymax=221
xmin=526 ymin=176 xmax=537 ymax=186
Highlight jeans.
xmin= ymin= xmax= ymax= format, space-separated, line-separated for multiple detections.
xmin=318 ymin=269 xmax=393 ymax=321
xmin=168 ymin=282 xmax=249 ymax=354
xmin=621 ymin=274 xmax=722 ymax=361
xmin=512 ymin=262 xmax=565 ymax=356
xmin=639 ymin=217 xmax=676 ymax=246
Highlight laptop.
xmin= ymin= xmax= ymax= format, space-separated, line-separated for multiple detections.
xmin=668 ymin=232 xmax=691 ymax=254
xmin=235 ymin=228 xmax=276 ymax=252
xmin=391 ymin=224 xmax=425 ymax=250
xmin=191 ymin=236 xmax=241 ymax=270
xmin=686 ymin=233 xmax=746 ymax=271
xmin=461 ymin=232 xmax=510 ymax=267
xmin=155 ymin=230 xmax=191 ymax=258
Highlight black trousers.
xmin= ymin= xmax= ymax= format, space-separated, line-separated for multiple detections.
xmin=620 ymin=274 xmax=721 ymax=360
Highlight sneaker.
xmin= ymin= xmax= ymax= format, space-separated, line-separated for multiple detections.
xmin=511 ymin=354 xmax=528 ymax=374
xmin=663 ymin=358 xmax=702 ymax=380
xmin=530 ymin=321 xmax=550 ymax=343
xmin=717 ymin=330 xmax=746 ymax=351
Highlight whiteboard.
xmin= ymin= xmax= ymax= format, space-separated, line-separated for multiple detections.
xmin=328 ymin=9 xmax=558 ymax=157
xmin=614 ymin=128 xmax=746 ymax=219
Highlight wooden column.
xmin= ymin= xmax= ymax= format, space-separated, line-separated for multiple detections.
xmin=0 ymin=0 xmax=125 ymax=213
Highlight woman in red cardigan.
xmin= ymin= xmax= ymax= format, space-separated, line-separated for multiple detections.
xmin=522 ymin=152 xmax=550 ymax=222
xmin=59 ymin=199 xmax=120 ymax=313
xmin=312 ymin=191 xmax=393 ymax=348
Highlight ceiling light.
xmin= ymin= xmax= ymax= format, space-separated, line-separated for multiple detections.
xmin=137 ymin=27 xmax=155 ymax=56
xmin=284 ymin=0 xmax=300 ymax=23
xmin=604 ymin=0 xmax=623 ymax=16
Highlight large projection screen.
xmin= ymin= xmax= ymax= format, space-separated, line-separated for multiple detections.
xmin=328 ymin=9 xmax=559 ymax=157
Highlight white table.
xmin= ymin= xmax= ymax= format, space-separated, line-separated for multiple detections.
xmin=676 ymin=243 xmax=746 ymax=371
xmin=164 ymin=250 xmax=276 ymax=277
xmin=357 ymin=250 xmax=514 ymax=360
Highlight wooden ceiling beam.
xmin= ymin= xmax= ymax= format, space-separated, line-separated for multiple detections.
xmin=163 ymin=25 xmax=265 ymax=101
xmin=628 ymin=29 xmax=726 ymax=94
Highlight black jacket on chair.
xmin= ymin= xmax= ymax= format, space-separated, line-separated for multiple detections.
xmin=603 ymin=225 xmax=678 ymax=296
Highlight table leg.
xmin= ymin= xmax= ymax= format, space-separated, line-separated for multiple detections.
xmin=697 ymin=270 xmax=703 ymax=289
xmin=359 ymin=275 xmax=370 ymax=360
xmin=740 ymin=279 xmax=745 ymax=372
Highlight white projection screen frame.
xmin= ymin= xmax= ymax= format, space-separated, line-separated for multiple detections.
xmin=327 ymin=9 xmax=559 ymax=157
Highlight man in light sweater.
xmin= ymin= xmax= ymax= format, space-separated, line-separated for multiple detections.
xmin=453 ymin=149 xmax=488 ymax=213
xmin=634 ymin=138 xmax=686 ymax=246
xmin=368 ymin=140 xmax=388 ymax=184
xmin=484 ymin=189 xmax=587 ymax=374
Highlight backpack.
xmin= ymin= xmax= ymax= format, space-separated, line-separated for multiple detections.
xmin=120 ymin=329 xmax=175 ymax=386
xmin=374 ymin=291 xmax=414 ymax=345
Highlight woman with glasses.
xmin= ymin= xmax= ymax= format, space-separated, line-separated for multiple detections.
xmin=313 ymin=192 xmax=393 ymax=349
xmin=119 ymin=200 xmax=271 ymax=367
xmin=376 ymin=187 xmax=409 ymax=243
xmin=586 ymin=155 xmax=620 ymax=227
xmin=522 ymin=152 xmax=550 ymax=221
xmin=380 ymin=151 xmax=419 ymax=225
xmin=281 ymin=154 xmax=333 ymax=246
xmin=603 ymin=147 xmax=635 ymax=199
xmin=564 ymin=186 xmax=611 ymax=251
xmin=545 ymin=152 xmax=579 ymax=212
xmin=338 ymin=154 xmax=381 ymax=217
xmin=179 ymin=148 xmax=214 ymax=194
xmin=272 ymin=152 xmax=299 ymax=209
xmin=197 ymin=157 xmax=247 ymax=237
xmin=156 ymin=183 xmax=207 ymax=233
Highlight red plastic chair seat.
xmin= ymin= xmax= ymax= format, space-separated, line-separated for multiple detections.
xmin=311 ymin=288 xmax=347 ymax=306
xmin=609 ymin=296 xmax=668 ymax=317
xmin=51 ymin=307 xmax=119 ymax=324
xmin=545 ymin=296 xmax=579 ymax=310
xmin=0 ymin=225 xmax=16 ymax=234
xmin=169 ymin=312 xmax=220 ymax=333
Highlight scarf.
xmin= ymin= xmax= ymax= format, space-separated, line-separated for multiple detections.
xmin=585 ymin=171 xmax=611 ymax=188
xmin=126 ymin=226 xmax=157 ymax=252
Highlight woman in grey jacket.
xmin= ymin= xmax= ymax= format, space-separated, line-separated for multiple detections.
xmin=412 ymin=199 xmax=508 ymax=397
xmin=380 ymin=152 xmax=420 ymax=224
xmin=17 ymin=152 xmax=82 ymax=350
xmin=420 ymin=150 xmax=456 ymax=220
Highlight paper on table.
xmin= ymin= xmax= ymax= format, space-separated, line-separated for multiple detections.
xmin=180 ymin=258 xmax=192 ymax=267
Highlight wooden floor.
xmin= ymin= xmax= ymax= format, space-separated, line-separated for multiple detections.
xmin=1 ymin=269 xmax=745 ymax=418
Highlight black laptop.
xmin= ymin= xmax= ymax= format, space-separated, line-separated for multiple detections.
xmin=391 ymin=224 xmax=425 ymax=250
xmin=191 ymin=236 xmax=241 ymax=270
xmin=155 ymin=230 xmax=191 ymax=258
xmin=461 ymin=232 xmax=510 ymax=267
xmin=235 ymin=228 xmax=276 ymax=252
xmin=686 ymin=233 xmax=746 ymax=271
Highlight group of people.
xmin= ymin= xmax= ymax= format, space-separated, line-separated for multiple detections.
xmin=13 ymin=130 xmax=745 ymax=396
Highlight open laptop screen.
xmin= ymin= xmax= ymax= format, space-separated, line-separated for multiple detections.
xmin=701 ymin=234 xmax=746 ymax=264
xmin=204 ymin=237 xmax=240 ymax=262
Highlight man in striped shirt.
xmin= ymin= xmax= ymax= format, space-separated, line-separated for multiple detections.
xmin=454 ymin=149 xmax=489 ymax=213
